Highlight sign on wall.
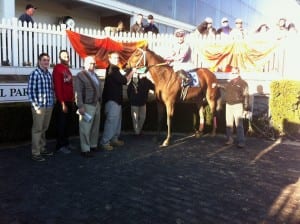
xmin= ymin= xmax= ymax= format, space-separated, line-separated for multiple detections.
xmin=0 ymin=83 xmax=29 ymax=103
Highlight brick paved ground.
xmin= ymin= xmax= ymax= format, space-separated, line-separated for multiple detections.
xmin=0 ymin=133 xmax=299 ymax=224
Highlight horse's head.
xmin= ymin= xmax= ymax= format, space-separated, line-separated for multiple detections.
xmin=126 ymin=46 xmax=148 ymax=70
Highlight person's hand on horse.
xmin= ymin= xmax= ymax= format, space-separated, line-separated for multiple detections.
xmin=165 ymin=59 xmax=174 ymax=65
xmin=125 ymin=67 xmax=136 ymax=82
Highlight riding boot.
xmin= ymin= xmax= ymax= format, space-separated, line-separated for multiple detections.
xmin=177 ymin=70 xmax=191 ymax=86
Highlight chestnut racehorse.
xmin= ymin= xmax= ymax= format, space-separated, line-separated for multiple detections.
xmin=126 ymin=46 xmax=219 ymax=147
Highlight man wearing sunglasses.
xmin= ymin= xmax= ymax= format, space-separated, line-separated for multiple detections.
xmin=217 ymin=17 xmax=232 ymax=35
xmin=223 ymin=67 xmax=249 ymax=148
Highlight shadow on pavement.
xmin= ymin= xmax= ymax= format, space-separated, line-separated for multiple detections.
xmin=0 ymin=133 xmax=299 ymax=224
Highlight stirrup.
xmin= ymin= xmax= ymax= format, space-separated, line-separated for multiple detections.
xmin=180 ymin=86 xmax=189 ymax=100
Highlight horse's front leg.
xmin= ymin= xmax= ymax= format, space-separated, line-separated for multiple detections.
xmin=161 ymin=102 xmax=174 ymax=147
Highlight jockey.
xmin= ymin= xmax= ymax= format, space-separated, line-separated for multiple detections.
xmin=165 ymin=29 xmax=195 ymax=85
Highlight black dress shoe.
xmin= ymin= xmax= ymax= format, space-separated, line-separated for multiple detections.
xmin=80 ymin=151 xmax=94 ymax=158
xmin=90 ymin=147 xmax=101 ymax=152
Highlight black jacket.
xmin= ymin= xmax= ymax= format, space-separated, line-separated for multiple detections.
xmin=127 ymin=77 xmax=154 ymax=106
xmin=224 ymin=77 xmax=249 ymax=110
xmin=144 ymin=24 xmax=159 ymax=34
xmin=102 ymin=64 xmax=127 ymax=105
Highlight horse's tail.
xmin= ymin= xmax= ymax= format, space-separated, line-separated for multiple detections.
xmin=202 ymin=68 xmax=219 ymax=115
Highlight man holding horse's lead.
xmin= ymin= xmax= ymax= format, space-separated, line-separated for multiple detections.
xmin=100 ymin=51 xmax=136 ymax=151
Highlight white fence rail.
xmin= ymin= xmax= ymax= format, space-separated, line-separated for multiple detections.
xmin=0 ymin=17 xmax=286 ymax=74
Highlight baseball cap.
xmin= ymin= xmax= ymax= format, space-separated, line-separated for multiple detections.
xmin=148 ymin=14 xmax=154 ymax=20
xmin=26 ymin=4 xmax=37 ymax=10
xmin=205 ymin=17 xmax=213 ymax=23
xmin=221 ymin=17 xmax=228 ymax=23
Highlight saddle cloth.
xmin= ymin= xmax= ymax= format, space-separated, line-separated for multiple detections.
xmin=181 ymin=72 xmax=200 ymax=87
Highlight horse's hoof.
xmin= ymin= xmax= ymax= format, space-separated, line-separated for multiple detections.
xmin=159 ymin=144 xmax=168 ymax=148
xmin=159 ymin=140 xmax=170 ymax=148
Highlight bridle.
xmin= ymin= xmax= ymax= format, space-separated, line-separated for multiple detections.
xmin=132 ymin=48 xmax=146 ymax=69
xmin=130 ymin=48 xmax=168 ymax=70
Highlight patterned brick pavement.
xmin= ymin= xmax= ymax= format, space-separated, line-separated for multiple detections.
xmin=0 ymin=134 xmax=299 ymax=224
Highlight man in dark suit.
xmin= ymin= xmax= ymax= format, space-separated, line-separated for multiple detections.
xmin=144 ymin=14 xmax=159 ymax=34
xmin=19 ymin=4 xmax=37 ymax=25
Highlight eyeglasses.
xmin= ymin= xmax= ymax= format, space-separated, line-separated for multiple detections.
xmin=222 ymin=21 xmax=228 ymax=23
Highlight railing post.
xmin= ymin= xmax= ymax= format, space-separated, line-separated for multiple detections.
xmin=60 ymin=24 xmax=67 ymax=50
xmin=11 ymin=17 xmax=19 ymax=67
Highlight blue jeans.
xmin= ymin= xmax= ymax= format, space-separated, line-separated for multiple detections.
xmin=100 ymin=101 xmax=122 ymax=145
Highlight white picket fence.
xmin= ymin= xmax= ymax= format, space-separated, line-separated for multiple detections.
xmin=0 ymin=17 xmax=285 ymax=73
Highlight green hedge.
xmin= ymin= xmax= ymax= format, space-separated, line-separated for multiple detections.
xmin=270 ymin=80 xmax=300 ymax=137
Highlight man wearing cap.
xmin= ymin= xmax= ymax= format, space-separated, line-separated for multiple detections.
xmin=217 ymin=17 xmax=232 ymax=35
xmin=223 ymin=67 xmax=249 ymax=148
xmin=230 ymin=18 xmax=248 ymax=39
xmin=19 ymin=4 xmax=37 ymax=25
xmin=165 ymin=29 xmax=194 ymax=86
xmin=196 ymin=17 xmax=216 ymax=36
xmin=144 ymin=14 xmax=159 ymax=34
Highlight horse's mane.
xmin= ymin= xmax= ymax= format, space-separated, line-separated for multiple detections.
xmin=144 ymin=47 xmax=179 ymax=89
xmin=146 ymin=48 xmax=166 ymax=63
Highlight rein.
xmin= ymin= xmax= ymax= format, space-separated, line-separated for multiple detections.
xmin=133 ymin=48 xmax=168 ymax=69
xmin=148 ymin=62 xmax=169 ymax=68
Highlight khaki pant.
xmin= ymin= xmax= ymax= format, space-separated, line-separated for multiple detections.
xmin=225 ymin=103 xmax=245 ymax=144
xmin=78 ymin=102 xmax=101 ymax=152
xmin=31 ymin=107 xmax=53 ymax=156
xmin=131 ymin=105 xmax=146 ymax=135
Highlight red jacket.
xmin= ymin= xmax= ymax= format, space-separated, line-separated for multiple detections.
xmin=53 ymin=64 xmax=74 ymax=103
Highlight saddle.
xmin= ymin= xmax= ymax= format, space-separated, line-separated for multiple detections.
xmin=177 ymin=70 xmax=200 ymax=100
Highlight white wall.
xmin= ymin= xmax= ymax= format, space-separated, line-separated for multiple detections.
xmin=0 ymin=0 xmax=15 ymax=19
xmin=15 ymin=0 xmax=102 ymax=29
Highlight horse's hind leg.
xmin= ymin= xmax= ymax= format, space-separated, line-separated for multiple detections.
xmin=195 ymin=105 xmax=205 ymax=138
xmin=155 ymin=101 xmax=165 ymax=143
xmin=206 ymin=88 xmax=218 ymax=136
